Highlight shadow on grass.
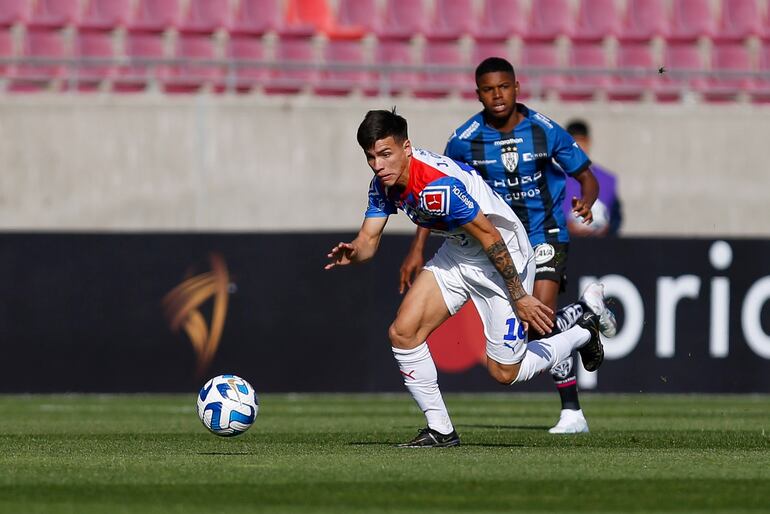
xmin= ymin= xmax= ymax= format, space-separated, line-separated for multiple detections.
xmin=457 ymin=424 xmax=550 ymax=431
xmin=196 ymin=452 xmax=252 ymax=455
xmin=349 ymin=442 xmax=525 ymax=448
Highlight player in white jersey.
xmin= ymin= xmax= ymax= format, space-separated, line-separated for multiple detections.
xmin=325 ymin=110 xmax=610 ymax=447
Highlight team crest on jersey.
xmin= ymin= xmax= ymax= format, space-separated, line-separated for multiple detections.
xmin=420 ymin=186 xmax=450 ymax=215
xmin=501 ymin=145 xmax=518 ymax=173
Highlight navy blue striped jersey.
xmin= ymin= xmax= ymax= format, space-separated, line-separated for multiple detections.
xmin=444 ymin=104 xmax=591 ymax=245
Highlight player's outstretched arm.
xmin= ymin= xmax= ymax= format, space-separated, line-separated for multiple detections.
xmin=399 ymin=227 xmax=430 ymax=294
xmin=462 ymin=212 xmax=554 ymax=335
xmin=325 ymin=216 xmax=387 ymax=270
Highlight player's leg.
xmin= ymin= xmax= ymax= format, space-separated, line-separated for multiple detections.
xmin=390 ymin=258 xmax=462 ymax=447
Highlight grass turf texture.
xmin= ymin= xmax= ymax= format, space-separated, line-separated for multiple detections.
xmin=0 ymin=394 xmax=769 ymax=513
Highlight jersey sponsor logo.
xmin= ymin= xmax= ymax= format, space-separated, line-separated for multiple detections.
xmin=533 ymin=112 xmax=554 ymax=129
xmin=534 ymin=243 xmax=556 ymax=265
xmin=493 ymin=137 xmax=523 ymax=146
xmin=471 ymin=159 xmax=497 ymax=166
xmin=451 ymin=185 xmax=474 ymax=210
xmin=420 ymin=185 xmax=450 ymax=215
xmin=522 ymin=152 xmax=549 ymax=162
xmin=458 ymin=121 xmax=480 ymax=140
xmin=491 ymin=171 xmax=542 ymax=188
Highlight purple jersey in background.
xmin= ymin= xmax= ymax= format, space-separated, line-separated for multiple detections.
xmin=562 ymin=163 xmax=623 ymax=236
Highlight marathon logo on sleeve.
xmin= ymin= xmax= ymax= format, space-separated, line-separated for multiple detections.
xmin=420 ymin=186 xmax=450 ymax=215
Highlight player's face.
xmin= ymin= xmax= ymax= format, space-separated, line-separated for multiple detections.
xmin=364 ymin=137 xmax=411 ymax=188
xmin=476 ymin=72 xmax=518 ymax=120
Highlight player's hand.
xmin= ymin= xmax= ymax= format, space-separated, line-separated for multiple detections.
xmin=325 ymin=242 xmax=357 ymax=270
xmin=513 ymin=295 xmax=554 ymax=335
xmin=571 ymin=196 xmax=594 ymax=225
xmin=399 ymin=249 xmax=424 ymax=294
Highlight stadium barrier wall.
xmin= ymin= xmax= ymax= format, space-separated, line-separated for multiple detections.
xmin=1 ymin=233 xmax=768 ymax=394
xmin=0 ymin=95 xmax=768 ymax=237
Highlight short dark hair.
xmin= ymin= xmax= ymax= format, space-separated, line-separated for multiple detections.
xmin=356 ymin=108 xmax=408 ymax=150
xmin=475 ymin=57 xmax=516 ymax=83
xmin=566 ymin=119 xmax=590 ymax=138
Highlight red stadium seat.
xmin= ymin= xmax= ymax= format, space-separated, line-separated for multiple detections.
xmin=414 ymin=39 xmax=469 ymax=98
xmin=472 ymin=0 xmax=528 ymax=42
xmin=0 ymin=28 xmax=14 ymax=75
xmin=425 ymin=0 xmax=477 ymax=41
xmin=9 ymin=29 xmax=67 ymax=92
xmin=335 ymin=0 xmax=380 ymax=33
xmin=166 ymin=33 xmax=223 ymax=93
xmin=231 ymin=0 xmax=281 ymax=36
xmin=518 ymin=42 xmax=563 ymax=98
xmin=180 ymin=0 xmax=232 ymax=34
xmin=471 ymin=39 xmax=512 ymax=64
xmin=668 ymin=0 xmax=715 ymax=42
xmin=114 ymin=31 xmax=167 ymax=92
xmin=129 ymin=0 xmax=181 ymax=32
xmin=522 ymin=0 xmax=574 ymax=42
xmin=264 ymin=34 xmax=316 ymax=94
xmin=28 ymin=0 xmax=81 ymax=29
xmin=561 ymin=42 xmax=611 ymax=101
xmin=752 ymin=42 xmax=770 ymax=101
xmin=703 ymin=42 xmax=753 ymax=101
xmin=618 ymin=0 xmax=669 ymax=42
xmin=608 ymin=41 xmax=656 ymax=101
xmin=72 ymin=30 xmax=116 ymax=91
xmin=377 ymin=0 xmax=428 ymax=40
xmin=715 ymin=0 xmax=762 ymax=42
xmin=226 ymin=34 xmax=266 ymax=92
xmin=0 ymin=0 xmax=31 ymax=27
xmin=79 ymin=0 xmax=133 ymax=31
xmin=315 ymin=36 xmax=370 ymax=96
xmin=372 ymin=39 xmax=417 ymax=95
xmin=656 ymin=42 xmax=706 ymax=101
xmin=572 ymin=0 xmax=621 ymax=43
xmin=283 ymin=0 xmax=333 ymax=35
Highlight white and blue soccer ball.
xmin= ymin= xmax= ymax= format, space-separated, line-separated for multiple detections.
xmin=197 ymin=374 xmax=259 ymax=437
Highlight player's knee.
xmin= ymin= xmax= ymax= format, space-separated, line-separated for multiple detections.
xmin=388 ymin=321 xmax=419 ymax=350
xmin=487 ymin=363 xmax=519 ymax=385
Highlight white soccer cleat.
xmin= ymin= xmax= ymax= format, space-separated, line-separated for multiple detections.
xmin=579 ymin=282 xmax=618 ymax=338
xmin=548 ymin=409 xmax=590 ymax=434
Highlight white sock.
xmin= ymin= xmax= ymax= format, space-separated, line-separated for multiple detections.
xmin=392 ymin=342 xmax=454 ymax=435
xmin=513 ymin=325 xmax=591 ymax=383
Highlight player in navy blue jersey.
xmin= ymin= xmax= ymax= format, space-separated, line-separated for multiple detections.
xmin=399 ymin=57 xmax=616 ymax=434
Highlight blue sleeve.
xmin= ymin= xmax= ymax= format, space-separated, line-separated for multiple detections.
xmin=364 ymin=178 xmax=397 ymax=218
xmin=419 ymin=177 xmax=480 ymax=229
xmin=443 ymin=131 xmax=465 ymax=162
xmin=551 ymin=126 xmax=591 ymax=176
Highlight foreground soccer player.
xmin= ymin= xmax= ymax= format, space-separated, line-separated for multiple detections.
xmin=325 ymin=110 xmax=610 ymax=448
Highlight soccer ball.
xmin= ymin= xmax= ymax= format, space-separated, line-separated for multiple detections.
xmin=197 ymin=374 xmax=259 ymax=437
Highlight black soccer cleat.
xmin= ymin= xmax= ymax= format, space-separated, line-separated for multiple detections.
xmin=576 ymin=310 xmax=604 ymax=372
xmin=397 ymin=427 xmax=461 ymax=448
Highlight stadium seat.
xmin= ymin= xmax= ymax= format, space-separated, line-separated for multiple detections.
xmin=425 ymin=0 xmax=477 ymax=41
xmin=28 ymin=0 xmax=81 ymax=29
xmin=656 ymin=42 xmax=706 ymax=101
xmin=283 ymin=0 xmax=333 ymax=36
xmin=377 ymin=0 xmax=428 ymax=40
xmin=179 ymin=0 xmax=232 ymax=34
xmin=703 ymin=42 xmax=753 ymax=101
xmin=521 ymin=0 xmax=574 ymax=42
xmin=9 ymin=29 xmax=67 ymax=92
xmin=715 ymin=0 xmax=762 ymax=42
xmin=572 ymin=0 xmax=621 ymax=43
xmin=335 ymin=0 xmax=380 ymax=33
xmin=618 ymin=0 xmax=669 ymax=42
xmin=372 ymin=38 xmax=417 ymax=95
xmin=608 ymin=41 xmax=656 ymax=101
xmin=231 ymin=0 xmax=282 ymax=36
xmin=226 ymin=34 xmax=266 ymax=93
xmin=79 ymin=0 xmax=134 ymax=31
xmin=471 ymin=39 xmax=512 ymax=64
xmin=518 ymin=41 xmax=563 ymax=98
xmin=0 ymin=28 xmax=13 ymax=75
xmin=129 ymin=0 xmax=181 ymax=32
xmin=471 ymin=0 xmax=527 ymax=42
xmin=414 ymin=39 xmax=469 ymax=98
xmin=0 ymin=0 xmax=31 ymax=27
xmin=72 ymin=30 xmax=116 ymax=91
xmin=315 ymin=36 xmax=370 ymax=96
xmin=752 ymin=42 xmax=770 ymax=101
xmin=114 ymin=31 xmax=167 ymax=92
xmin=166 ymin=33 xmax=223 ymax=93
xmin=561 ymin=42 xmax=611 ymax=101
xmin=264 ymin=34 xmax=316 ymax=94
xmin=668 ymin=0 xmax=715 ymax=42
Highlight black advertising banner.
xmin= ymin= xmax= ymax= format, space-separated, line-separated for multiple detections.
xmin=0 ymin=234 xmax=768 ymax=393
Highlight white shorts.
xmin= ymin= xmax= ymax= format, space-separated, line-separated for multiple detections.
xmin=425 ymin=243 xmax=536 ymax=365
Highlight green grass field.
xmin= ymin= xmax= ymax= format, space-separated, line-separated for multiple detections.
xmin=1 ymin=393 xmax=769 ymax=513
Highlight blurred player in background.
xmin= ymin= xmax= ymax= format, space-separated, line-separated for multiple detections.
xmin=399 ymin=57 xmax=615 ymax=434
xmin=326 ymin=109 xmax=613 ymax=447
xmin=563 ymin=119 xmax=623 ymax=237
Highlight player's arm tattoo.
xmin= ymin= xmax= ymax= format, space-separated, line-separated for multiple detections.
xmin=485 ymin=240 xmax=527 ymax=301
